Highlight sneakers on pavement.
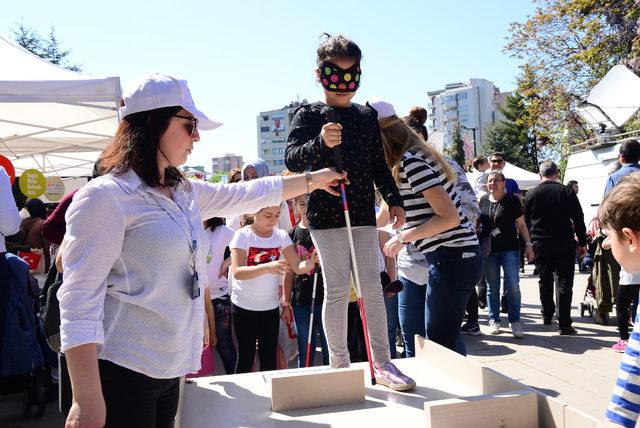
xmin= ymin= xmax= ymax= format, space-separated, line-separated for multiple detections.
xmin=488 ymin=320 xmax=501 ymax=335
xmin=612 ymin=339 xmax=628 ymax=353
xmin=558 ymin=326 xmax=577 ymax=336
xmin=461 ymin=323 xmax=482 ymax=336
xmin=374 ymin=361 xmax=416 ymax=391
xmin=510 ymin=322 xmax=524 ymax=339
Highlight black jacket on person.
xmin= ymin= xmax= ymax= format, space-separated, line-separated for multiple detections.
xmin=285 ymin=102 xmax=403 ymax=230
xmin=523 ymin=180 xmax=587 ymax=246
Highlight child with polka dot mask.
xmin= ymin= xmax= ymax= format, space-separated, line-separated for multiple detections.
xmin=285 ymin=33 xmax=415 ymax=391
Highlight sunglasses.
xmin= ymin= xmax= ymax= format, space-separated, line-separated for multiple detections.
xmin=172 ymin=114 xmax=198 ymax=137
xmin=490 ymin=159 xmax=505 ymax=164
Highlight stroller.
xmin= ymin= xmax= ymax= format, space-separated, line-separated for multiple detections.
xmin=580 ymin=234 xmax=618 ymax=325
xmin=0 ymin=252 xmax=47 ymax=418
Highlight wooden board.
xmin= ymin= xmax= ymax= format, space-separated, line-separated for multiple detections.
xmin=425 ymin=390 xmax=538 ymax=428
xmin=270 ymin=367 xmax=365 ymax=411
xmin=564 ymin=405 xmax=600 ymax=428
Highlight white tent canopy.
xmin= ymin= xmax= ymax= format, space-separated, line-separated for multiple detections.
xmin=0 ymin=34 xmax=121 ymax=177
xmin=467 ymin=162 xmax=541 ymax=191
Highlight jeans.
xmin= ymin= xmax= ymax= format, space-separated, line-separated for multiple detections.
xmin=424 ymin=245 xmax=483 ymax=355
xmin=533 ymin=239 xmax=576 ymax=329
xmin=397 ymin=276 xmax=426 ymax=358
xmin=232 ymin=305 xmax=279 ymax=373
xmin=484 ymin=250 xmax=522 ymax=323
xmin=384 ymin=293 xmax=399 ymax=358
xmin=211 ymin=296 xmax=237 ymax=374
xmin=292 ymin=303 xmax=329 ymax=367
xmin=99 ymin=359 xmax=179 ymax=428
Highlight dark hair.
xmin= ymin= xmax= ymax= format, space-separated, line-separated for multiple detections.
xmin=539 ymin=160 xmax=558 ymax=177
xmin=99 ymin=106 xmax=185 ymax=188
xmin=487 ymin=171 xmax=506 ymax=182
xmin=620 ymin=139 xmax=640 ymax=163
xmin=567 ymin=180 xmax=578 ymax=187
xmin=402 ymin=115 xmax=429 ymax=141
xmin=227 ymin=168 xmax=241 ymax=184
xmin=491 ymin=152 xmax=506 ymax=161
xmin=408 ymin=106 xmax=428 ymax=125
xmin=316 ymin=33 xmax=362 ymax=65
xmin=204 ymin=217 xmax=225 ymax=231
xmin=599 ymin=173 xmax=640 ymax=235
xmin=25 ymin=198 xmax=47 ymax=220
xmin=473 ymin=156 xmax=488 ymax=170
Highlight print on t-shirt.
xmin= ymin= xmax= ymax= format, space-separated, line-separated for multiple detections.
xmin=247 ymin=247 xmax=281 ymax=266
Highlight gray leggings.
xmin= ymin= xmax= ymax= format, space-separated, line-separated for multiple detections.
xmin=310 ymin=226 xmax=391 ymax=368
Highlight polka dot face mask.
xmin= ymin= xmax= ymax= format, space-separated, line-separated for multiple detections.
xmin=318 ymin=61 xmax=361 ymax=93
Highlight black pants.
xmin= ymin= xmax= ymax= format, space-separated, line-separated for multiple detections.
xmin=616 ymin=284 xmax=640 ymax=340
xmin=347 ymin=301 xmax=367 ymax=363
xmin=465 ymin=287 xmax=479 ymax=326
xmin=232 ymin=304 xmax=279 ymax=373
xmin=99 ymin=359 xmax=179 ymax=428
xmin=533 ymin=239 xmax=576 ymax=329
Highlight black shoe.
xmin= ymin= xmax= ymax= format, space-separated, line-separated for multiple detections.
xmin=543 ymin=318 xmax=552 ymax=325
xmin=558 ymin=327 xmax=577 ymax=336
xmin=500 ymin=296 xmax=508 ymax=314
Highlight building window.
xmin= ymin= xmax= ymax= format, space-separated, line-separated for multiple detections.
xmin=272 ymin=148 xmax=285 ymax=155
xmin=260 ymin=126 xmax=270 ymax=132
xmin=457 ymin=93 xmax=467 ymax=100
xmin=262 ymin=115 xmax=269 ymax=121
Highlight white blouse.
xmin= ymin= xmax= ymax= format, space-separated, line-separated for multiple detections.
xmin=59 ymin=169 xmax=282 ymax=378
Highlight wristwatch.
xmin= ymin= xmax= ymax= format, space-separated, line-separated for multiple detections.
xmin=524 ymin=241 xmax=532 ymax=247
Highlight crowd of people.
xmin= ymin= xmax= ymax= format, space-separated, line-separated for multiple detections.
xmin=1 ymin=33 xmax=640 ymax=428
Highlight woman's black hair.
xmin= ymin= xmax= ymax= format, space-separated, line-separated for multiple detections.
xmin=316 ymin=33 xmax=362 ymax=65
xmin=25 ymin=198 xmax=47 ymax=220
xmin=204 ymin=217 xmax=225 ymax=231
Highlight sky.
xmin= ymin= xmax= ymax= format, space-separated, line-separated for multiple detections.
xmin=2 ymin=0 xmax=537 ymax=170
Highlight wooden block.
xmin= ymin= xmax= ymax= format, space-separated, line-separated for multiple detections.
xmin=270 ymin=367 xmax=365 ymax=412
xmin=414 ymin=335 xmax=523 ymax=394
xmin=537 ymin=394 xmax=566 ymax=428
xmin=564 ymin=405 xmax=600 ymax=428
xmin=425 ymin=390 xmax=538 ymax=428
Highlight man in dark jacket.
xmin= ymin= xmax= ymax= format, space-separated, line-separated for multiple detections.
xmin=524 ymin=160 xmax=587 ymax=335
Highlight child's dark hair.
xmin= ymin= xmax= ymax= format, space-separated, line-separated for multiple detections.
xmin=599 ymin=173 xmax=640 ymax=235
xmin=316 ymin=33 xmax=362 ymax=65
xmin=204 ymin=217 xmax=225 ymax=231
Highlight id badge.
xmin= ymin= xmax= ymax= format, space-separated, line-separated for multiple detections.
xmin=190 ymin=271 xmax=200 ymax=300
xmin=491 ymin=228 xmax=501 ymax=237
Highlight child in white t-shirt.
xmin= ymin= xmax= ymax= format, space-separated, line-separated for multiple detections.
xmin=203 ymin=217 xmax=236 ymax=374
xmin=230 ymin=205 xmax=316 ymax=373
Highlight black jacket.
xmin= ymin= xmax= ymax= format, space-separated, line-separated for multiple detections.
xmin=523 ymin=180 xmax=587 ymax=245
xmin=285 ymin=102 xmax=402 ymax=230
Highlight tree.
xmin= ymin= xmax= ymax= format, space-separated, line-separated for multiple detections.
xmin=504 ymin=0 xmax=640 ymax=147
xmin=11 ymin=21 xmax=82 ymax=72
xmin=447 ymin=124 xmax=466 ymax=169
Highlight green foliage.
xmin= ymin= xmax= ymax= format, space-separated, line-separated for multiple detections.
xmin=446 ymin=124 xmax=466 ymax=169
xmin=209 ymin=172 xmax=227 ymax=183
xmin=505 ymin=0 xmax=640 ymax=148
xmin=12 ymin=21 xmax=82 ymax=72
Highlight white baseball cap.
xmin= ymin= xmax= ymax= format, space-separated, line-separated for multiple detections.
xmin=368 ymin=97 xmax=396 ymax=119
xmin=119 ymin=73 xmax=222 ymax=131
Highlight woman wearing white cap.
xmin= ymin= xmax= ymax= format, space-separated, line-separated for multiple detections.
xmin=59 ymin=73 xmax=345 ymax=428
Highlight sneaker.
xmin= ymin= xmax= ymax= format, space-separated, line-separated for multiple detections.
xmin=612 ymin=340 xmax=628 ymax=352
xmin=510 ymin=322 xmax=524 ymax=339
xmin=374 ymin=362 xmax=416 ymax=391
xmin=461 ymin=323 xmax=482 ymax=336
xmin=488 ymin=320 xmax=501 ymax=335
xmin=558 ymin=326 xmax=577 ymax=336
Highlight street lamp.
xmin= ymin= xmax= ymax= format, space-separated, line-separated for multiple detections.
xmin=459 ymin=125 xmax=478 ymax=157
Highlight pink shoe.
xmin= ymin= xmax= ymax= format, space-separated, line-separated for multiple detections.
xmin=612 ymin=340 xmax=628 ymax=352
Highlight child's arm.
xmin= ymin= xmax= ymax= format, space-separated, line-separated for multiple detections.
xmin=281 ymin=270 xmax=294 ymax=324
xmin=285 ymin=106 xmax=331 ymax=172
xmin=378 ymin=231 xmax=397 ymax=282
xmin=231 ymin=248 xmax=289 ymax=280
xmin=605 ymin=320 xmax=640 ymax=427
xmin=282 ymin=245 xmax=316 ymax=275
xmin=203 ymin=287 xmax=217 ymax=347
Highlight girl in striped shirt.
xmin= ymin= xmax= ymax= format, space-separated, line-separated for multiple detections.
xmin=371 ymin=99 xmax=482 ymax=355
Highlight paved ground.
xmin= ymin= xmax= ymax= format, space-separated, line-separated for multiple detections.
xmin=0 ymin=264 xmax=622 ymax=426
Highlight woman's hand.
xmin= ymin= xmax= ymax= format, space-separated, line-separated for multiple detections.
xmin=203 ymin=318 xmax=210 ymax=350
xmin=383 ymin=234 xmax=405 ymax=258
xmin=524 ymin=245 xmax=534 ymax=263
xmin=311 ymin=168 xmax=349 ymax=197
xmin=320 ymin=122 xmax=342 ymax=148
xmin=266 ymin=260 xmax=290 ymax=275
xmin=280 ymin=303 xmax=292 ymax=323
xmin=218 ymin=257 xmax=232 ymax=279
xmin=65 ymin=396 xmax=106 ymax=428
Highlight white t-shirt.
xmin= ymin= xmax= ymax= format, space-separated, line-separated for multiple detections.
xmin=205 ymin=225 xmax=236 ymax=299
xmin=230 ymin=226 xmax=293 ymax=311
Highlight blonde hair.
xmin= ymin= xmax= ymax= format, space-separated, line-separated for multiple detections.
xmin=378 ymin=115 xmax=456 ymax=184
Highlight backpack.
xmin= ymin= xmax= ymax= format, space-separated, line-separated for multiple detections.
xmin=0 ymin=253 xmax=44 ymax=377
xmin=39 ymin=265 xmax=63 ymax=353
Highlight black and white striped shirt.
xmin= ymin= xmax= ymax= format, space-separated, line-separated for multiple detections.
xmin=399 ymin=148 xmax=478 ymax=253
